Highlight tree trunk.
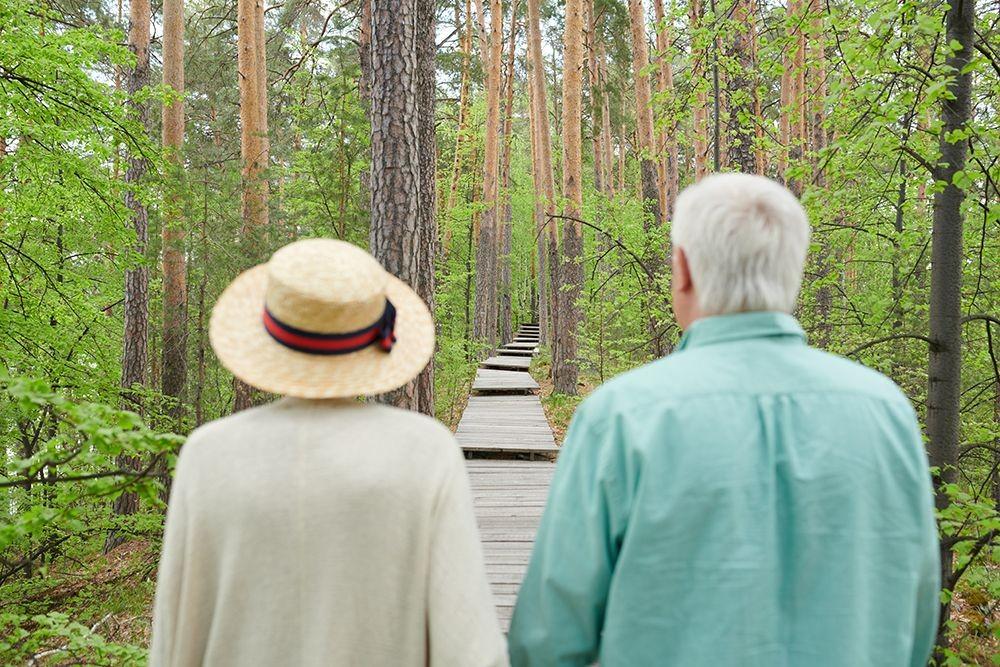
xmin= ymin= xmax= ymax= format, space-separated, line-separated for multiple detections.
xmin=627 ymin=0 xmax=662 ymax=230
xmin=527 ymin=45 xmax=549 ymax=346
xmin=368 ymin=0 xmax=433 ymax=412
xmin=498 ymin=2 xmax=519 ymax=344
xmin=586 ymin=0 xmax=604 ymax=195
xmin=473 ymin=0 xmax=504 ymax=351
xmin=445 ymin=0 xmax=473 ymax=222
xmin=726 ymin=0 xmax=756 ymax=173
xmin=234 ymin=0 xmax=270 ymax=413
xmin=598 ymin=41 xmax=615 ymax=199
xmin=527 ymin=0 xmax=556 ymax=347
xmin=106 ymin=0 xmax=152 ymax=554
xmin=414 ymin=0 xmax=437 ymax=414
xmin=159 ymin=0 xmax=186 ymax=503
xmin=653 ymin=0 xmax=678 ymax=210
xmin=554 ymin=0 xmax=584 ymax=396
xmin=690 ymin=0 xmax=708 ymax=180
xmin=927 ymin=0 xmax=975 ymax=653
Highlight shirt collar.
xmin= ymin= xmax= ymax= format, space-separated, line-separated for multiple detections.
xmin=676 ymin=311 xmax=807 ymax=351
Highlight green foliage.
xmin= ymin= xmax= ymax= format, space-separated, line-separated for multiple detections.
xmin=0 ymin=375 xmax=182 ymax=551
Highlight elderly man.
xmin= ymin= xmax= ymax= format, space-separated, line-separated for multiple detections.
xmin=508 ymin=174 xmax=939 ymax=666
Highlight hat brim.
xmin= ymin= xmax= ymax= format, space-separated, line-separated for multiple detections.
xmin=209 ymin=265 xmax=435 ymax=399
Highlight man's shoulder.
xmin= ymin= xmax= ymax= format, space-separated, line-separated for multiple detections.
xmin=796 ymin=345 xmax=912 ymax=406
xmin=577 ymin=342 xmax=913 ymax=427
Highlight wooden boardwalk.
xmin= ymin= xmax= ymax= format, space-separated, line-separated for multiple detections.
xmin=456 ymin=323 xmax=556 ymax=630
xmin=467 ymin=459 xmax=554 ymax=628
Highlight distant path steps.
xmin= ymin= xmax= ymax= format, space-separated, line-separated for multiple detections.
xmin=482 ymin=355 xmax=532 ymax=371
xmin=472 ymin=368 xmax=540 ymax=393
xmin=503 ymin=341 xmax=539 ymax=351
xmin=465 ymin=459 xmax=555 ymax=630
xmin=496 ymin=348 xmax=535 ymax=358
xmin=455 ymin=322 xmax=557 ymax=630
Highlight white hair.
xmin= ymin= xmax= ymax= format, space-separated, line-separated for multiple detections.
xmin=670 ymin=173 xmax=811 ymax=315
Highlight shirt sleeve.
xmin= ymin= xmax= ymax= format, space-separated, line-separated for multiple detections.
xmin=427 ymin=445 xmax=509 ymax=667
xmin=507 ymin=405 xmax=628 ymax=667
xmin=149 ymin=455 xmax=191 ymax=667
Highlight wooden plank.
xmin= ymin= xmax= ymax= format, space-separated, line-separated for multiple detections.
xmin=496 ymin=348 xmax=535 ymax=358
xmin=466 ymin=459 xmax=554 ymax=630
xmin=503 ymin=341 xmax=539 ymax=350
xmin=481 ymin=355 xmax=531 ymax=371
xmin=471 ymin=368 xmax=539 ymax=393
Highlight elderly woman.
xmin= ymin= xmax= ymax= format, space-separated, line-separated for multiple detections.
xmin=150 ymin=239 xmax=507 ymax=666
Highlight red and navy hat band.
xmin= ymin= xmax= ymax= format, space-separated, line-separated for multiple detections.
xmin=263 ymin=300 xmax=397 ymax=356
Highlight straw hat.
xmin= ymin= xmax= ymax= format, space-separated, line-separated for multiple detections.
xmin=209 ymin=239 xmax=434 ymax=399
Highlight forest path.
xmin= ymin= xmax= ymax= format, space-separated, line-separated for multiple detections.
xmin=456 ymin=323 xmax=557 ymax=629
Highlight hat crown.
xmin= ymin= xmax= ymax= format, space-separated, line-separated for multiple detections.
xmin=264 ymin=239 xmax=388 ymax=334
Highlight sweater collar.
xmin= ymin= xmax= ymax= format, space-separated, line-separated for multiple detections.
xmin=677 ymin=311 xmax=807 ymax=351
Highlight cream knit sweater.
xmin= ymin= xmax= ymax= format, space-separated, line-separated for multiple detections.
xmin=150 ymin=398 xmax=508 ymax=666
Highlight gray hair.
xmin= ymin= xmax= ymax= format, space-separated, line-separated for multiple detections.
xmin=670 ymin=173 xmax=811 ymax=315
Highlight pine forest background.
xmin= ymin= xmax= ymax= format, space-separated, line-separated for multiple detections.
xmin=0 ymin=0 xmax=998 ymax=663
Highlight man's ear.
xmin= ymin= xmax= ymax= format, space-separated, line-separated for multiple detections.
xmin=674 ymin=246 xmax=693 ymax=293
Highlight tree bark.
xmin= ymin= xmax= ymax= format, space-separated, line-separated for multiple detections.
xmin=498 ymin=2 xmax=520 ymax=344
xmin=473 ymin=0 xmax=504 ymax=350
xmin=598 ymin=41 xmax=615 ymax=199
xmin=528 ymin=96 xmax=548 ymax=342
xmin=628 ymin=0 xmax=663 ymax=230
xmin=234 ymin=0 xmax=270 ymax=413
xmin=527 ymin=0 xmax=556 ymax=347
xmin=369 ymin=0 xmax=433 ymax=412
xmin=653 ymin=0 xmax=679 ymax=210
xmin=554 ymin=0 xmax=584 ymax=396
xmin=445 ymin=0 xmax=473 ymax=220
xmin=690 ymin=0 xmax=708 ymax=180
xmin=586 ymin=0 xmax=604 ymax=195
xmin=726 ymin=0 xmax=757 ymax=173
xmin=414 ymin=0 xmax=437 ymax=414
xmin=106 ymin=0 xmax=152 ymax=553
xmin=927 ymin=0 xmax=975 ymax=652
xmin=159 ymin=0 xmax=186 ymax=504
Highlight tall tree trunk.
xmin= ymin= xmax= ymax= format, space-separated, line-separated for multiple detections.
xmin=498 ymin=2 xmax=520 ymax=344
xmin=414 ymin=0 xmax=437 ymax=414
xmin=233 ymin=0 xmax=270 ymax=413
xmin=527 ymin=0 xmax=556 ymax=347
xmin=627 ymin=0 xmax=663 ymax=230
xmin=690 ymin=0 xmax=708 ymax=180
xmin=369 ymin=0 xmax=434 ymax=412
xmin=473 ymin=0 xmax=504 ymax=351
xmin=527 ymin=94 xmax=548 ymax=343
xmin=927 ymin=0 xmax=975 ymax=652
xmin=554 ymin=0 xmax=584 ymax=395
xmin=653 ymin=0 xmax=678 ymax=212
xmin=445 ymin=0 xmax=473 ymax=221
xmin=808 ymin=0 xmax=826 ymax=179
xmin=159 ymin=0 xmax=186 ymax=503
xmin=598 ymin=41 xmax=615 ymax=199
xmin=586 ymin=0 xmax=604 ymax=195
xmin=106 ymin=0 xmax=152 ymax=553
xmin=629 ymin=0 xmax=666 ymax=357
xmin=726 ymin=0 xmax=756 ymax=173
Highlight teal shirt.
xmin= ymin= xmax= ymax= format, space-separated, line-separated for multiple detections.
xmin=508 ymin=312 xmax=939 ymax=667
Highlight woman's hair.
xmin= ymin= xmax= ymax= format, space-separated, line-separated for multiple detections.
xmin=671 ymin=173 xmax=811 ymax=316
